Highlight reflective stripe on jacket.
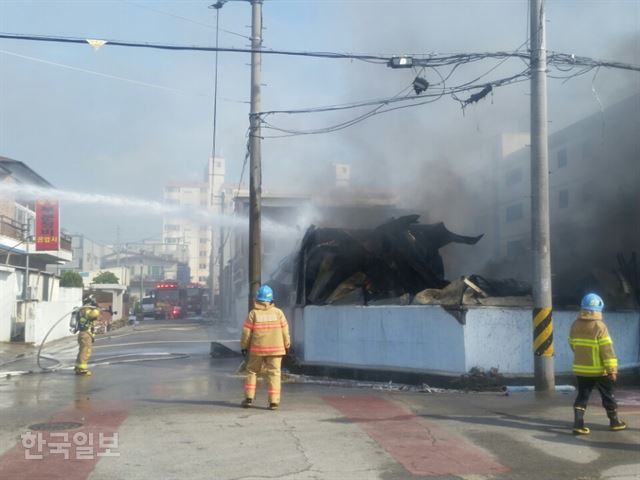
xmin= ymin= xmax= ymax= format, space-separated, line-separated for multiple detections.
xmin=569 ymin=310 xmax=618 ymax=376
xmin=240 ymin=301 xmax=291 ymax=356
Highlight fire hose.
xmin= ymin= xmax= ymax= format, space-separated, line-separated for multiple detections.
xmin=0 ymin=310 xmax=193 ymax=377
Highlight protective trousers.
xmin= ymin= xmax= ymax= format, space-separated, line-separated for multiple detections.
xmin=244 ymin=355 xmax=282 ymax=404
xmin=75 ymin=331 xmax=93 ymax=372
xmin=574 ymin=376 xmax=618 ymax=411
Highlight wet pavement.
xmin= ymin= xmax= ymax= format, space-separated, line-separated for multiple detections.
xmin=0 ymin=318 xmax=638 ymax=479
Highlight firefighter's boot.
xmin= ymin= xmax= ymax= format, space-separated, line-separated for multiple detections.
xmin=268 ymin=403 xmax=279 ymax=411
xmin=572 ymin=407 xmax=590 ymax=435
xmin=74 ymin=367 xmax=92 ymax=376
xmin=607 ymin=410 xmax=627 ymax=431
xmin=241 ymin=398 xmax=253 ymax=409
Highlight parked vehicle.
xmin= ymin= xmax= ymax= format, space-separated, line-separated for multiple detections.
xmin=141 ymin=297 xmax=155 ymax=318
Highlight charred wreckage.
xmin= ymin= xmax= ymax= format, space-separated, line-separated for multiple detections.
xmin=269 ymin=215 xmax=532 ymax=318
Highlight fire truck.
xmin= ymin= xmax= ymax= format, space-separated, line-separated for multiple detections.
xmin=185 ymin=283 xmax=209 ymax=315
xmin=152 ymin=281 xmax=186 ymax=319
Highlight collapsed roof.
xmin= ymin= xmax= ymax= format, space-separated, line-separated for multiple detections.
xmin=295 ymin=214 xmax=498 ymax=306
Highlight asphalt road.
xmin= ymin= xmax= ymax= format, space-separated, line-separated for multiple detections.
xmin=0 ymin=318 xmax=638 ymax=480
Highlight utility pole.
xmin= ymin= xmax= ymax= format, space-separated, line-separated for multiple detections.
xmin=530 ymin=0 xmax=555 ymax=392
xmin=208 ymin=1 xmax=223 ymax=313
xmin=248 ymin=0 xmax=263 ymax=311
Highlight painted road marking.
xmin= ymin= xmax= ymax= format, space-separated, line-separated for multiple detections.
xmin=0 ymin=401 xmax=130 ymax=480
xmin=324 ymin=395 xmax=509 ymax=477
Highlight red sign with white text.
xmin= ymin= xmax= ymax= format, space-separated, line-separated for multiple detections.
xmin=35 ymin=200 xmax=60 ymax=251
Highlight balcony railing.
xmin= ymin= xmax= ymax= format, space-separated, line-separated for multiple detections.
xmin=0 ymin=215 xmax=26 ymax=242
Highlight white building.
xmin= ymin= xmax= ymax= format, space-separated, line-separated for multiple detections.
xmin=162 ymin=156 xmax=226 ymax=286
xmin=0 ymin=156 xmax=78 ymax=343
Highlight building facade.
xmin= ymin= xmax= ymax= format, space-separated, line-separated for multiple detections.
xmin=162 ymin=156 xmax=225 ymax=287
xmin=473 ymin=92 xmax=640 ymax=305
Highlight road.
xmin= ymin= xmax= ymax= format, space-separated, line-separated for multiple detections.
xmin=0 ymin=318 xmax=638 ymax=480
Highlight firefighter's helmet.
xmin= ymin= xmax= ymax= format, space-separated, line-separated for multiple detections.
xmin=83 ymin=294 xmax=97 ymax=306
xmin=256 ymin=285 xmax=274 ymax=303
xmin=581 ymin=293 xmax=604 ymax=312
xmin=85 ymin=308 xmax=101 ymax=320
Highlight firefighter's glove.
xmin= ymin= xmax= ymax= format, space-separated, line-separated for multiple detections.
xmin=608 ymin=372 xmax=618 ymax=383
xmin=241 ymin=349 xmax=248 ymax=358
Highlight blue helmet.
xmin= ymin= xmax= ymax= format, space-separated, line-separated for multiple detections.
xmin=581 ymin=293 xmax=604 ymax=312
xmin=256 ymin=284 xmax=274 ymax=303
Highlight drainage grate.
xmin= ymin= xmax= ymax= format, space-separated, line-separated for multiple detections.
xmin=28 ymin=422 xmax=83 ymax=431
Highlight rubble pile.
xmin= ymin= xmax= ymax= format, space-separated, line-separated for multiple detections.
xmin=294 ymin=214 xmax=531 ymax=306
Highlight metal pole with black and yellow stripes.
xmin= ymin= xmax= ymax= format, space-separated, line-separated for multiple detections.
xmin=530 ymin=0 xmax=555 ymax=392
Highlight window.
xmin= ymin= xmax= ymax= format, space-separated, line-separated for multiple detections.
xmin=559 ymin=189 xmax=569 ymax=209
xmin=199 ymin=264 xmax=208 ymax=270
xmin=150 ymin=266 xmax=163 ymax=279
xmin=165 ymin=187 xmax=179 ymax=193
xmin=505 ymin=168 xmax=522 ymax=186
xmin=557 ymin=148 xmax=568 ymax=168
xmin=199 ymin=251 xmax=207 ymax=257
xmin=199 ymin=276 xmax=208 ymax=282
xmin=164 ymin=224 xmax=180 ymax=232
xmin=506 ymin=203 xmax=523 ymax=223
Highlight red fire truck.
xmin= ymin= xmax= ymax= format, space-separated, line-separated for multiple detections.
xmin=152 ymin=281 xmax=186 ymax=319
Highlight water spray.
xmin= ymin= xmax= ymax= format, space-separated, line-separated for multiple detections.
xmin=0 ymin=182 xmax=298 ymax=235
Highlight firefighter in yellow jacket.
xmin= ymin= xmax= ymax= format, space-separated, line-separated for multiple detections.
xmin=240 ymin=285 xmax=291 ymax=410
xmin=569 ymin=293 xmax=627 ymax=434
xmin=74 ymin=299 xmax=101 ymax=376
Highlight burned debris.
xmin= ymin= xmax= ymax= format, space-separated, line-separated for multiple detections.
xmin=293 ymin=214 xmax=530 ymax=307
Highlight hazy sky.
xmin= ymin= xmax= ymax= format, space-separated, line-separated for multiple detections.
xmin=0 ymin=0 xmax=638 ymax=243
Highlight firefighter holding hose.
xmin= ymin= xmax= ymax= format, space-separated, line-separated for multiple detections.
xmin=240 ymin=285 xmax=291 ymax=410
xmin=74 ymin=295 xmax=101 ymax=376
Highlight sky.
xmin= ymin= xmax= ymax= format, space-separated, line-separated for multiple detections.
xmin=0 ymin=0 xmax=638 ymax=244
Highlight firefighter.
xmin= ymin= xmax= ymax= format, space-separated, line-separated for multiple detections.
xmin=74 ymin=304 xmax=101 ymax=376
xmin=240 ymin=285 xmax=291 ymax=410
xmin=569 ymin=293 xmax=627 ymax=434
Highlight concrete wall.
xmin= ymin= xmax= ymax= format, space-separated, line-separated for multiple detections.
xmin=298 ymin=306 xmax=466 ymax=374
xmin=23 ymin=288 xmax=82 ymax=345
xmin=294 ymin=305 xmax=640 ymax=377
xmin=0 ymin=266 xmax=18 ymax=342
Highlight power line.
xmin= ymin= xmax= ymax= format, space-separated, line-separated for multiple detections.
xmin=2 ymin=32 xmax=639 ymax=73
xmin=124 ymin=0 xmax=252 ymax=41
xmin=0 ymin=32 xmax=389 ymax=63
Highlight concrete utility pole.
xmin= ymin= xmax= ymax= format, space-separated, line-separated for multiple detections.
xmin=530 ymin=0 xmax=555 ymax=392
xmin=208 ymin=1 xmax=223 ymax=311
xmin=248 ymin=0 xmax=263 ymax=311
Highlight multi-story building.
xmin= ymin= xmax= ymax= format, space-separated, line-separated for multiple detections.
xmin=472 ymin=92 xmax=640 ymax=305
xmin=0 ymin=156 xmax=72 ymax=277
xmin=0 ymin=156 xmax=75 ymax=342
xmin=162 ymin=156 xmax=225 ymax=286
xmin=60 ymin=234 xmax=113 ymax=273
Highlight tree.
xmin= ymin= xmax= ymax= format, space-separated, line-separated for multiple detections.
xmin=60 ymin=271 xmax=84 ymax=288
xmin=92 ymin=271 xmax=119 ymax=284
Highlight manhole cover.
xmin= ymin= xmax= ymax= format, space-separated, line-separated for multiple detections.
xmin=28 ymin=422 xmax=83 ymax=431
